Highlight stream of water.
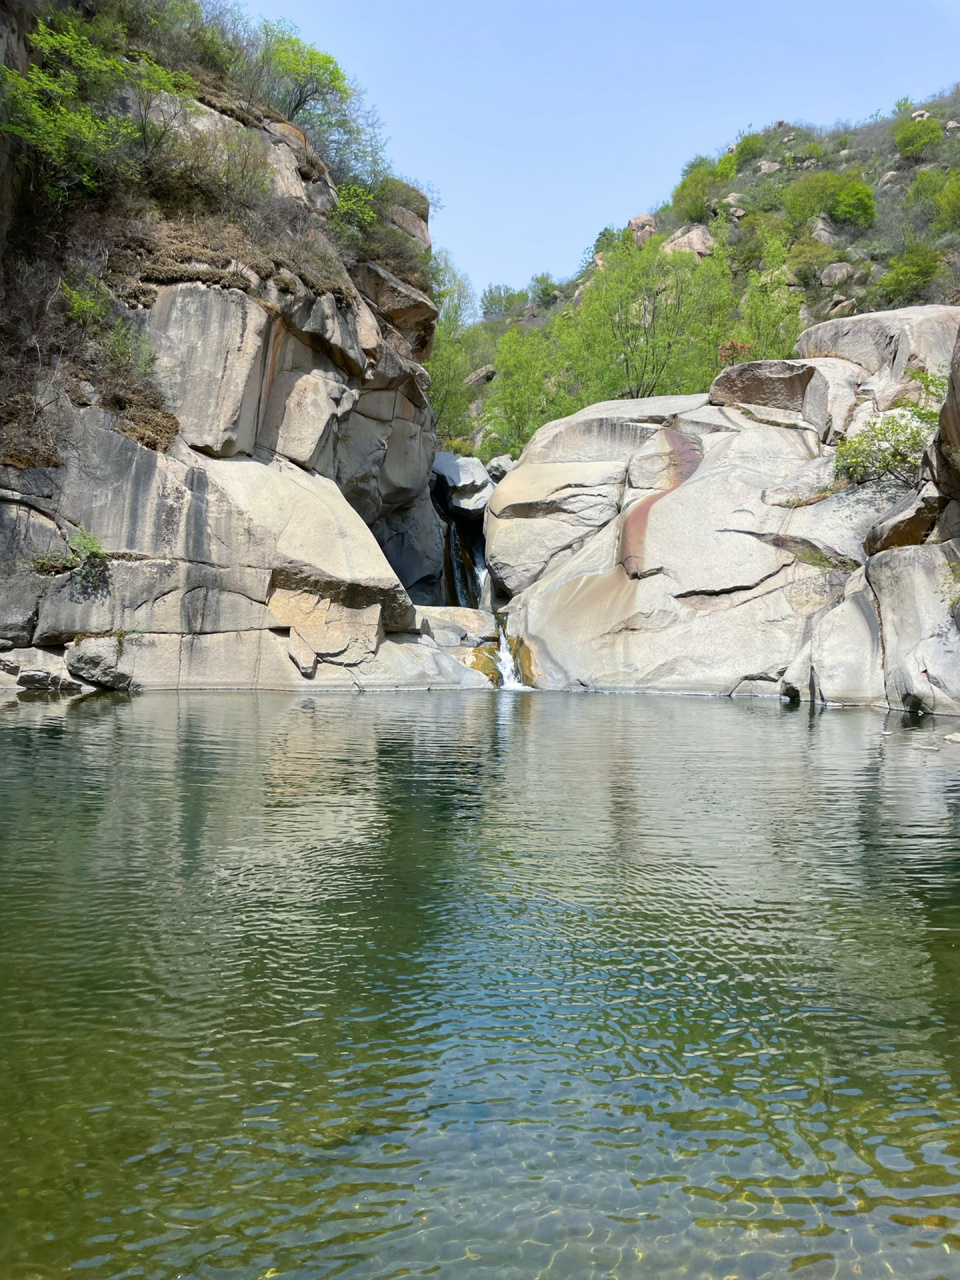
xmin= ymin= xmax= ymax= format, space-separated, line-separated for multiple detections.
xmin=2 ymin=691 xmax=960 ymax=1279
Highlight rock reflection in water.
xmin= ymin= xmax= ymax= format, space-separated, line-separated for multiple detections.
xmin=2 ymin=691 xmax=960 ymax=1280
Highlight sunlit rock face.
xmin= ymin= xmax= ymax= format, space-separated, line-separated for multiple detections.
xmin=488 ymin=308 xmax=960 ymax=713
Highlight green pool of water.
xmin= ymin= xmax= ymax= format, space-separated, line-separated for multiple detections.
xmin=2 ymin=690 xmax=960 ymax=1280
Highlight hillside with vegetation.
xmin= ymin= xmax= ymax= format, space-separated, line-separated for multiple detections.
xmin=0 ymin=0 xmax=432 ymax=465
xmin=430 ymin=87 xmax=960 ymax=461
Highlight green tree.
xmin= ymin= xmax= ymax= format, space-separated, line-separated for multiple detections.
xmin=783 ymin=171 xmax=876 ymax=229
xmin=529 ymin=272 xmax=559 ymax=307
xmin=735 ymin=133 xmax=766 ymax=170
xmin=482 ymin=325 xmax=563 ymax=458
xmin=933 ymin=175 xmax=960 ymax=231
xmin=877 ymin=243 xmax=942 ymax=304
xmin=735 ymin=225 xmax=802 ymax=359
xmin=480 ymin=283 xmax=529 ymax=321
xmin=256 ymin=20 xmax=348 ymax=121
xmin=893 ymin=116 xmax=943 ymax=159
xmin=0 ymin=14 xmax=190 ymax=201
xmin=672 ymin=161 xmax=716 ymax=223
xmin=426 ymin=251 xmax=478 ymax=444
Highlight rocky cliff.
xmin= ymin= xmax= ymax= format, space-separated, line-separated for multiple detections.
xmin=0 ymin=68 xmax=499 ymax=695
xmin=2 ymin=11 xmax=959 ymax=710
xmin=487 ymin=307 xmax=960 ymax=715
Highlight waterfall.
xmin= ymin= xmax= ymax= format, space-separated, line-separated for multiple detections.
xmin=494 ymin=621 xmax=526 ymax=690
xmin=474 ymin=557 xmax=525 ymax=689
xmin=448 ymin=520 xmax=474 ymax=608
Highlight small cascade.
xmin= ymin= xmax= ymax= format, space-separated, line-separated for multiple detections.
xmin=494 ymin=619 xmax=526 ymax=690
xmin=448 ymin=521 xmax=474 ymax=608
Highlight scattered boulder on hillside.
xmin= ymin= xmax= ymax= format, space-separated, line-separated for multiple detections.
xmin=464 ymin=364 xmax=496 ymax=389
xmin=812 ymin=216 xmax=839 ymax=246
xmin=628 ymin=214 xmax=657 ymax=248
xmin=486 ymin=455 xmax=516 ymax=483
xmin=820 ymin=263 xmax=855 ymax=288
xmin=663 ymin=226 xmax=715 ymax=258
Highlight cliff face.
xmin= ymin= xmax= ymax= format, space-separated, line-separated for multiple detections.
xmin=0 ymin=75 xmax=499 ymax=694
xmin=3 ymin=13 xmax=960 ymax=708
xmin=487 ymin=307 xmax=960 ymax=716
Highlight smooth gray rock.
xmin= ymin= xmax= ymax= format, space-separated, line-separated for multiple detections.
xmin=33 ymin=559 xmax=271 ymax=646
xmin=867 ymin=541 xmax=960 ymax=714
xmin=433 ymin=451 xmax=495 ymax=513
xmin=374 ymin=485 xmax=447 ymax=605
xmin=709 ymin=357 xmax=868 ymax=440
xmin=148 ymin=284 xmax=270 ymax=457
xmin=796 ymin=306 xmax=960 ymax=410
xmin=520 ymin=395 xmax=709 ymax=465
xmin=486 ymin=455 xmax=516 ymax=483
xmin=485 ymin=460 xmax=627 ymax=596
xmin=864 ymin=483 xmax=949 ymax=554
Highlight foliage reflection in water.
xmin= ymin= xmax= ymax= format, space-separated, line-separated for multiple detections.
xmin=2 ymin=691 xmax=960 ymax=1280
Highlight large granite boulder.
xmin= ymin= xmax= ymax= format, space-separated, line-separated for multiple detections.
xmin=796 ymin=306 xmax=960 ymax=410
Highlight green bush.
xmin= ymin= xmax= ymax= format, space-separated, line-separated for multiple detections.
xmin=254 ymin=20 xmax=348 ymax=122
xmin=787 ymin=237 xmax=841 ymax=286
xmin=836 ymin=412 xmax=930 ymax=485
xmin=328 ymin=182 xmax=376 ymax=234
xmin=735 ymin=133 xmax=766 ymax=170
xmin=671 ymin=162 xmax=715 ymax=223
xmin=906 ymin=169 xmax=949 ymax=207
xmin=893 ymin=117 xmax=944 ymax=159
xmin=877 ymin=243 xmax=942 ymax=303
xmin=713 ymin=153 xmax=736 ymax=184
xmin=933 ymin=175 xmax=960 ymax=230
xmin=804 ymin=141 xmax=825 ymax=160
xmin=836 ymin=370 xmax=945 ymax=485
xmin=830 ymin=180 xmax=876 ymax=227
xmin=0 ymin=14 xmax=191 ymax=203
xmin=480 ymin=284 xmax=529 ymax=322
xmin=783 ymin=171 xmax=876 ymax=228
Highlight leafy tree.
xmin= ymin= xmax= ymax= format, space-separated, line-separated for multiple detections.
xmin=0 ymin=14 xmax=190 ymax=202
xmin=481 ymin=237 xmax=739 ymax=457
xmin=529 ymin=272 xmax=559 ymax=307
xmin=877 ymin=243 xmax=942 ymax=303
xmin=735 ymin=133 xmax=766 ymax=170
xmin=482 ymin=325 xmax=563 ymax=458
xmin=735 ymin=225 xmax=802 ymax=359
xmin=713 ymin=153 xmax=736 ymax=184
xmin=830 ymin=179 xmax=876 ymax=227
xmin=787 ymin=237 xmax=840 ymax=286
xmin=426 ymin=251 xmax=478 ymax=444
xmin=672 ymin=162 xmax=715 ymax=223
xmin=893 ymin=116 xmax=943 ymax=159
xmin=933 ymin=174 xmax=960 ymax=231
xmin=480 ymin=283 xmax=528 ymax=321
xmin=906 ymin=169 xmax=949 ymax=208
xmin=256 ymin=20 xmax=348 ymax=122
xmin=783 ymin=171 xmax=875 ymax=229
xmin=836 ymin=373 xmax=946 ymax=485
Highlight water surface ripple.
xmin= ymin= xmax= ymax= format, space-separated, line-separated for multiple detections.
xmin=2 ymin=691 xmax=960 ymax=1279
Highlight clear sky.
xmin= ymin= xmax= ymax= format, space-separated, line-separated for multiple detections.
xmin=263 ymin=0 xmax=960 ymax=296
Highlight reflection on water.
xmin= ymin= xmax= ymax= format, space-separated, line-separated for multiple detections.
xmin=2 ymin=690 xmax=960 ymax=1280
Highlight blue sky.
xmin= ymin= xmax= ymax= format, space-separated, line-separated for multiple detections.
xmin=264 ymin=0 xmax=960 ymax=296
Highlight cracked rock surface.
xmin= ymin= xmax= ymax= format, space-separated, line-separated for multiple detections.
xmin=488 ymin=307 xmax=960 ymax=713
